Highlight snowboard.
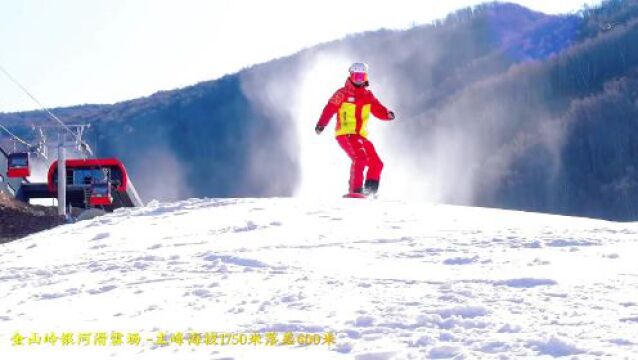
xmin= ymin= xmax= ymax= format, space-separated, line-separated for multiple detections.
xmin=343 ymin=193 xmax=367 ymax=199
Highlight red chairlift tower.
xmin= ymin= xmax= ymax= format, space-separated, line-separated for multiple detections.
xmin=1 ymin=64 xmax=142 ymax=216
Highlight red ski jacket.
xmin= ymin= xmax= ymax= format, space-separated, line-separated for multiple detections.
xmin=317 ymin=79 xmax=392 ymax=138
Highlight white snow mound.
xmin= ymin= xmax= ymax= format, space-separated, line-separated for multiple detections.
xmin=1 ymin=198 xmax=638 ymax=359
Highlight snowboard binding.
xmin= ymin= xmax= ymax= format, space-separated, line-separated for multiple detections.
xmin=363 ymin=179 xmax=379 ymax=198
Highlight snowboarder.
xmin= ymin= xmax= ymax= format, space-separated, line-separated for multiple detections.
xmin=315 ymin=62 xmax=395 ymax=197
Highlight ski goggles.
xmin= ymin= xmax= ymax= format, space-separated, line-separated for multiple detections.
xmin=350 ymin=71 xmax=368 ymax=85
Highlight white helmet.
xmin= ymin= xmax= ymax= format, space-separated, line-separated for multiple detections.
xmin=349 ymin=62 xmax=369 ymax=74
xmin=348 ymin=62 xmax=369 ymax=86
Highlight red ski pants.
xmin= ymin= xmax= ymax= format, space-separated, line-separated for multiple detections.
xmin=336 ymin=134 xmax=383 ymax=192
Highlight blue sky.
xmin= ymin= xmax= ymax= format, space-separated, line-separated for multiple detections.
xmin=0 ymin=0 xmax=602 ymax=112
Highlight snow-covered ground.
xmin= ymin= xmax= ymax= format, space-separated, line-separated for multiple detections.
xmin=1 ymin=198 xmax=638 ymax=359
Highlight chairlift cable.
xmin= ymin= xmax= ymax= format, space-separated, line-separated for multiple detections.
xmin=0 ymin=63 xmax=92 ymax=156
xmin=0 ymin=122 xmax=31 ymax=147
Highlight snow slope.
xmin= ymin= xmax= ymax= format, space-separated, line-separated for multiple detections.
xmin=1 ymin=198 xmax=638 ymax=359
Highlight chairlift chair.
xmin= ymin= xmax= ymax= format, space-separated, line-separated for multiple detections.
xmin=89 ymin=181 xmax=113 ymax=206
xmin=7 ymin=152 xmax=30 ymax=178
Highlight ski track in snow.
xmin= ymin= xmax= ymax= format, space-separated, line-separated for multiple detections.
xmin=1 ymin=197 xmax=638 ymax=359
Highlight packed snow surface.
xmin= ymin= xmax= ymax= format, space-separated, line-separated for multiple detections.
xmin=1 ymin=198 xmax=638 ymax=359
